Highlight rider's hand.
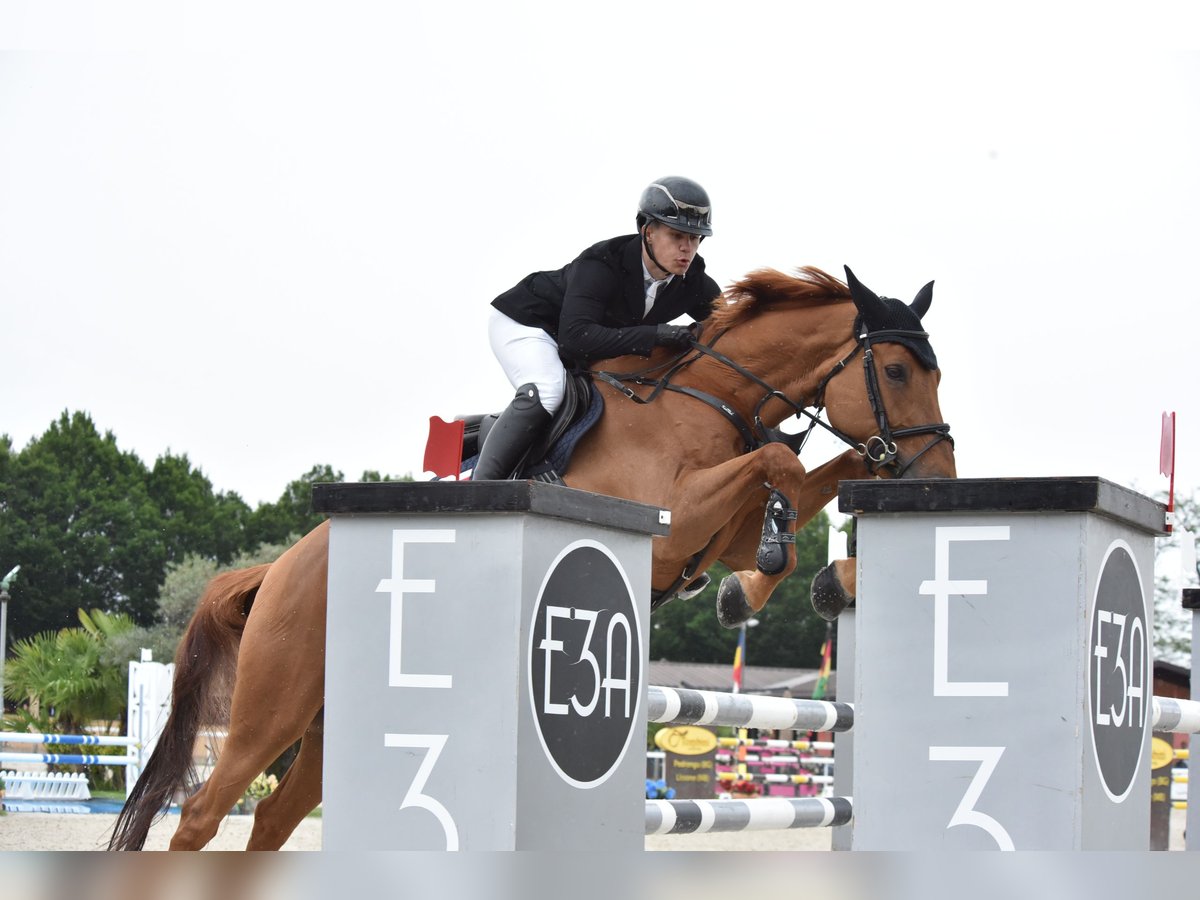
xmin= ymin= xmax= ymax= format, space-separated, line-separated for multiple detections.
xmin=655 ymin=324 xmax=694 ymax=349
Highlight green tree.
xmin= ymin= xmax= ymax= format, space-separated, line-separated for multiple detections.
xmin=1154 ymin=489 xmax=1199 ymax=664
xmin=0 ymin=412 xmax=167 ymax=636
xmin=243 ymin=466 xmax=412 ymax=549
xmin=0 ymin=413 xmax=270 ymax=645
xmin=0 ymin=410 xmax=412 ymax=654
xmin=147 ymin=452 xmax=251 ymax=565
xmin=649 ymin=510 xmax=837 ymax=668
xmin=244 ymin=464 xmax=343 ymax=548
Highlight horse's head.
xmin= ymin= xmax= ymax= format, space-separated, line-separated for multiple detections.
xmin=822 ymin=266 xmax=956 ymax=479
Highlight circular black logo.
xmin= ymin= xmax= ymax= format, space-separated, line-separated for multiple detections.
xmin=1088 ymin=541 xmax=1150 ymax=802
xmin=527 ymin=540 xmax=642 ymax=788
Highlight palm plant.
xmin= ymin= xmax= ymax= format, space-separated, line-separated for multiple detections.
xmin=2 ymin=609 xmax=135 ymax=735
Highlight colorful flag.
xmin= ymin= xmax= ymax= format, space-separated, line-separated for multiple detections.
xmin=423 ymin=416 xmax=465 ymax=480
xmin=732 ymin=626 xmax=746 ymax=694
xmin=811 ymin=623 xmax=833 ymax=701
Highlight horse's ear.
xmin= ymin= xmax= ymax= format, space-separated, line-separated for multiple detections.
xmin=910 ymin=280 xmax=934 ymax=319
xmin=844 ymin=265 xmax=886 ymax=323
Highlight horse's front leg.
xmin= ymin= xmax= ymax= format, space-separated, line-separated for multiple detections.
xmin=655 ymin=443 xmax=808 ymax=624
xmin=712 ymin=449 xmax=866 ymax=627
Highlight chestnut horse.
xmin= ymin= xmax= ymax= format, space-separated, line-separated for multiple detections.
xmin=108 ymin=265 xmax=955 ymax=851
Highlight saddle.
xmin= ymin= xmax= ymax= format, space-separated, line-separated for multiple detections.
xmin=458 ymin=374 xmax=604 ymax=483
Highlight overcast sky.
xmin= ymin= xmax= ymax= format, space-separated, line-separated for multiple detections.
xmin=3 ymin=2 xmax=1198 ymax=518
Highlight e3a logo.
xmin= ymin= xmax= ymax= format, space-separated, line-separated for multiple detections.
xmin=528 ymin=540 xmax=643 ymax=788
xmin=1089 ymin=540 xmax=1150 ymax=803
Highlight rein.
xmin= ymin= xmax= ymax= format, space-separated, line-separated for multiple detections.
xmin=589 ymin=324 xmax=953 ymax=477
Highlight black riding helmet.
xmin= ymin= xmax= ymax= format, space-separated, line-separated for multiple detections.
xmin=636 ymin=176 xmax=713 ymax=237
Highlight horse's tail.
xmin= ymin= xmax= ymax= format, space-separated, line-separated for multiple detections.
xmin=107 ymin=563 xmax=271 ymax=851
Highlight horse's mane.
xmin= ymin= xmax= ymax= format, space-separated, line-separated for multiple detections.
xmin=708 ymin=266 xmax=850 ymax=331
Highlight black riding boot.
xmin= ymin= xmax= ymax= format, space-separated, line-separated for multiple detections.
xmin=471 ymin=383 xmax=552 ymax=480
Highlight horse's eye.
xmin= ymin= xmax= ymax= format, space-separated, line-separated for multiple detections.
xmin=884 ymin=364 xmax=907 ymax=382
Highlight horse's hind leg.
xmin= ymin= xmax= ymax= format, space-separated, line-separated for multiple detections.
xmin=170 ymin=694 xmax=322 ymax=849
xmin=246 ymin=712 xmax=324 ymax=850
xmin=168 ymin=524 xmax=329 ymax=850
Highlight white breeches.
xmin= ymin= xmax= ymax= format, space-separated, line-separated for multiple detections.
xmin=487 ymin=308 xmax=567 ymax=414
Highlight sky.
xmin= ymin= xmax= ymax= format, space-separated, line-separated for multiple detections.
xmin=2 ymin=1 xmax=1198 ymax=525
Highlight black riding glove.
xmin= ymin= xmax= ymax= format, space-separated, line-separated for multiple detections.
xmin=655 ymin=324 xmax=694 ymax=349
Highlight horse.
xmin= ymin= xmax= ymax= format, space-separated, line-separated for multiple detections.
xmin=107 ymin=264 xmax=956 ymax=850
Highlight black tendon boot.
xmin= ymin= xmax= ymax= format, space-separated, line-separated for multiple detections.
xmin=471 ymin=383 xmax=552 ymax=480
xmin=755 ymin=488 xmax=798 ymax=576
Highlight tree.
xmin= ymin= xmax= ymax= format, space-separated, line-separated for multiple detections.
xmin=244 ymin=464 xmax=343 ymax=548
xmin=0 ymin=410 xmax=408 ymax=653
xmin=243 ymin=466 xmax=412 ymax=549
xmin=0 ymin=412 xmax=168 ymax=636
xmin=0 ymin=413 xmax=273 ymax=645
xmin=146 ymin=452 xmax=251 ymax=566
xmin=1154 ymin=489 xmax=1199 ymax=665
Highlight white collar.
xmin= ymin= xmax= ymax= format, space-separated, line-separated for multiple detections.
xmin=642 ymin=260 xmax=674 ymax=287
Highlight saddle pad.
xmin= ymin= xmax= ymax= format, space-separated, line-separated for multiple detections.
xmin=529 ymin=382 xmax=605 ymax=478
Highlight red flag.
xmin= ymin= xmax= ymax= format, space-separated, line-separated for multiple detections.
xmin=423 ymin=416 xmax=465 ymax=480
xmin=1161 ymin=411 xmax=1176 ymax=533
xmin=1160 ymin=411 xmax=1175 ymax=478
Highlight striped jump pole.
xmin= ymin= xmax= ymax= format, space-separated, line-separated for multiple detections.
xmin=0 ymin=655 xmax=172 ymax=801
xmin=715 ymin=752 xmax=834 ymax=766
xmin=0 ymin=751 xmax=139 ymax=766
xmin=0 ymin=733 xmax=138 ymax=747
xmin=646 ymin=796 xmax=853 ymax=835
xmin=648 ymin=685 xmax=853 ymax=732
xmin=1152 ymin=696 xmax=1200 ymax=734
xmin=715 ymin=772 xmax=835 ymax=786
xmin=716 ymin=737 xmax=836 ymax=752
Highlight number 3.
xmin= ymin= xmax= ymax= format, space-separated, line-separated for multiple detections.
xmin=384 ymin=733 xmax=459 ymax=850
xmin=929 ymin=746 xmax=1015 ymax=851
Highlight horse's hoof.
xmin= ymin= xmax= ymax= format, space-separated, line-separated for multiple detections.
xmin=811 ymin=563 xmax=854 ymax=621
xmin=716 ymin=574 xmax=755 ymax=629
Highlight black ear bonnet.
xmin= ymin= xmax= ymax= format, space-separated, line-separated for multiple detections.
xmin=845 ymin=265 xmax=938 ymax=370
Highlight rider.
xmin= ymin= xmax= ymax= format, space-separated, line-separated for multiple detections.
xmin=473 ymin=175 xmax=722 ymax=480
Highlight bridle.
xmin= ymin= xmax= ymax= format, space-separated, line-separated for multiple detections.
xmin=590 ymin=323 xmax=954 ymax=478
xmin=801 ymin=326 xmax=954 ymax=477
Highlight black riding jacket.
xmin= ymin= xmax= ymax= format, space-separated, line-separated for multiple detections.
xmin=491 ymin=234 xmax=720 ymax=365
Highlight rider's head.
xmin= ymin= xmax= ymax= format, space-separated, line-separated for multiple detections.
xmin=637 ymin=176 xmax=712 ymax=278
